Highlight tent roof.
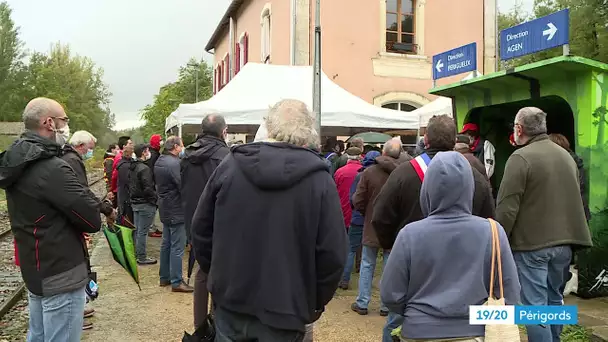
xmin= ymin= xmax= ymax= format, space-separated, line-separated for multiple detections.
xmin=166 ymin=63 xmax=419 ymax=135
xmin=430 ymin=56 xmax=608 ymax=98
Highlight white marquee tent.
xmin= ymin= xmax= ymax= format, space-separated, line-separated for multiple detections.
xmin=165 ymin=63 xmax=419 ymax=136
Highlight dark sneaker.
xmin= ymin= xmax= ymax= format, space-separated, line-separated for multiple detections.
xmin=148 ymin=230 xmax=162 ymax=238
xmin=159 ymin=280 xmax=171 ymax=287
xmin=351 ymin=303 xmax=368 ymax=315
xmin=338 ymin=281 xmax=349 ymax=290
xmin=83 ymin=307 xmax=95 ymax=318
xmin=172 ymin=282 xmax=194 ymax=293
xmin=380 ymin=309 xmax=389 ymax=317
xmin=137 ymin=258 xmax=157 ymax=265
xmin=83 ymin=321 xmax=93 ymax=330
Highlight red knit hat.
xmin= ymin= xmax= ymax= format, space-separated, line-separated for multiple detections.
xmin=149 ymin=134 xmax=162 ymax=150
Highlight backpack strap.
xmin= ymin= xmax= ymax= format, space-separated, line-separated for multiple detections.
xmin=409 ymin=153 xmax=432 ymax=182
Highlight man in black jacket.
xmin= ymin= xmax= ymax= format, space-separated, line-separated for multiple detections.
xmin=0 ymin=97 xmax=101 ymax=342
xmin=181 ymin=114 xmax=229 ymax=330
xmin=62 ymin=130 xmax=116 ymax=329
xmin=371 ymin=115 xmax=495 ymax=341
xmin=191 ymin=99 xmax=347 ymax=341
xmin=130 ymin=144 xmax=158 ymax=265
xmin=155 ymin=136 xmax=193 ymax=293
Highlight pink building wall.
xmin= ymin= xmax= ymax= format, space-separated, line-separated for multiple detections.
xmin=210 ymin=0 xmax=486 ymax=107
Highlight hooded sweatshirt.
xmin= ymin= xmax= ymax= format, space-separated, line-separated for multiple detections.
xmin=380 ymin=152 xmax=520 ymax=340
xmin=146 ymin=134 xmax=162 ymax=172
xmin=190 ymin=142 xmax=347 ymax=333
xmin=180 ymin=134 xmax=229 ymax=240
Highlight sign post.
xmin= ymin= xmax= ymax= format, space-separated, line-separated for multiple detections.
xmin=432 ymin=42 xmax=477 ymax=81
xmin=500 ymin=9 xmax=569 ymax=61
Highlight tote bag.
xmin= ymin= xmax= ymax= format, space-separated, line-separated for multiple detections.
xmin=484 ymin=218 xmax=520 ymax=342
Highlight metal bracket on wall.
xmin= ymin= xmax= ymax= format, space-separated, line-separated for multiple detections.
xmin=505 ymin=70 xmax=541 ymax=99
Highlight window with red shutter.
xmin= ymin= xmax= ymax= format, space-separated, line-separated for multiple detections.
xmin=235 ymin=43 xmax=241 ymax=74
xmin=224 ymin=55 xmax=229 ymax=84
xmin=219 ymin=62 xmax=224 ymax=90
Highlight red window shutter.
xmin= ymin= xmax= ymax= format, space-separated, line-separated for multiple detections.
xmin=243 ymin=33 xmax=249 ymax=64
xmin=235 ymin=43 xmax=241 ymax=74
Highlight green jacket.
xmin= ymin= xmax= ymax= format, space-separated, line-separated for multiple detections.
xmin=496 ymin=134 xmax=592 ymax=252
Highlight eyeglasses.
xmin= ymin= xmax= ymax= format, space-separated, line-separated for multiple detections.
xmin=52 ymin=116 xmax=70 ymax=124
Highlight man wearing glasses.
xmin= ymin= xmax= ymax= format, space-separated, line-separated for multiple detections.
xmin=0 ymin=97 xmax=101 ymax=342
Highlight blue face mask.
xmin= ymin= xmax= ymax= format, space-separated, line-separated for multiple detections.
xmin=83 ymin=149 xmax=94 ymax=160
xmin=179 ymin=149 xmax=186 ymax=158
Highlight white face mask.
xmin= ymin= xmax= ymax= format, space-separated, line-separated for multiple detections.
xmin=53 ymin=123 xmax=70 ymax=145
xmin=132 ymin=153 xmax=137 ymax=160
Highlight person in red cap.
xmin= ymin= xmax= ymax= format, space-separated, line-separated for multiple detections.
xmin=147 ymin=134 xmax=163 ymax=171
xmin=146 ymin=134 xmax=163 ymax=238
xmin=460 ymin=123 xmax=496 ymax=179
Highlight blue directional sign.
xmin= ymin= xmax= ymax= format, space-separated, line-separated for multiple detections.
xmin=432 ymin=42 xmax=477 ymax=80
xmin=500 ymin=9 xmax=569 ymax=60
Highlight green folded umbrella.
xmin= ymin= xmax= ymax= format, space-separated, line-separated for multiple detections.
xmin=347 ymin=132 xmax=393 ymax=144
xmin=103 ymin=224 xmax=141 ymax=290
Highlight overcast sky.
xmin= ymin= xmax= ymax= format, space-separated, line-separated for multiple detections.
xmin=7 ymin=0 xmax=532 ymax=131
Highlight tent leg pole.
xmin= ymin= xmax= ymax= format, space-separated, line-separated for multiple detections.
xmin=312 ymin=0 xmax=321 ymax=137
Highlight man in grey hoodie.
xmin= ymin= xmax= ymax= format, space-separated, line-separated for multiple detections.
xmin=381 ymin=152 xmax=520 ymax=341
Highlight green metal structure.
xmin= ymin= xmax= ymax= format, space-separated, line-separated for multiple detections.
xmin=430 ymin=56 xmax=608 ymax=298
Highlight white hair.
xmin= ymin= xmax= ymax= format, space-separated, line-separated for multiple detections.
xmin=69 ymin=130 xmax=97 ymax=146
xmin=383 ymin=137 xmax=402 ymax=158
xmin=265 ymin=99 xmax=319 ymax=146
xmin=515 ymin=107 xmax=547 ymax=136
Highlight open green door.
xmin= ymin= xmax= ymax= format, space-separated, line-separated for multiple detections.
xmin=430 ymin=55 xmax=608 ymax=298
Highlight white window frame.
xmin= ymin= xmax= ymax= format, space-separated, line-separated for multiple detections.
xmin=238 ymin=33 xmax=247 ymax=70
xmin=381 ymin=101 xmax=419 ymax=112
xmin=260 ymin=4 xmax=272 ymax=63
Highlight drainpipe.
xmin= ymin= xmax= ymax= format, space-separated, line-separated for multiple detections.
xmin=290 ymin=0 xmax=296 ymax=65
xmin=229 ymin=17 xmax=235 ymax=78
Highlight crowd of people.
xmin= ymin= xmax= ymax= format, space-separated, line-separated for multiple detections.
xmin=0 ymin=96 xmax=594 ymax=342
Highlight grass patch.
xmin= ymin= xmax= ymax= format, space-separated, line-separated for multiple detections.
xmin=519 ymin=324 xmax=592 ymax=341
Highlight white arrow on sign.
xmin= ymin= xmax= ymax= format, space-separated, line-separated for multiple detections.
xmin=436 ymin=59 xmax=444 ymax=73
xmin=543 ymin=22 xmax=558 ymax=40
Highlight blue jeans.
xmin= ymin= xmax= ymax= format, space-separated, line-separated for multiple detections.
xmin=132 ymin=203 xmax=156 ymax=260
xmin=513 ymin=245 xmax=572 ymax=342
xmin=159 ymin=222 xmax=187 ymax=287
xmin=27 ymin=287 xmax=86 ymax=342
xmin=356 ymin=246 xmax=390 ymax=311
xmin=342 ymin=224 xmax=363 ymax=283
xmin=383 ymin=312 xmax=405 ymax=342
xmin=214 ymin=306 xmax=304 ymax=341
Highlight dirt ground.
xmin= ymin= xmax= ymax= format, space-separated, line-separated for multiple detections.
xmin=82 ymin=234 xmax=387 ymax=342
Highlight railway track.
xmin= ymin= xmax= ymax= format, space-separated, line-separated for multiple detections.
xmin=0 ymin=172 xmax=106 ymax=322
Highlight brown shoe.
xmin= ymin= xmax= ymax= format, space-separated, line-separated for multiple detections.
xmin=83 ymin=321 xmax=93 ymax=330
xmin=160 ymin=280 xmax=171 ymax=287
xmin=172 ymin=282 xmax=194 ymax=293
xmin=351 ymin=303 xmax=368 ymax=315
xmin=83 ymin=307 xmax=95 ymax=318
xmin=148 ymin=230 xmax=162 ymax=238
xmin=338 ymin=281 xmax=349 ymax=290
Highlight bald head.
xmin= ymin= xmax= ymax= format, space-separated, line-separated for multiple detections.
xmin=383 ymin=137 xmax=402 ymax=159
xmin=23 ymin=98 xmax=65 ymax=130
xmin=201 ymin=114 xmax=227 ymax=138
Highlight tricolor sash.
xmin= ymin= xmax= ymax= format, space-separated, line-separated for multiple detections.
xmin=409 ymin=153 xmax=431 ymax=182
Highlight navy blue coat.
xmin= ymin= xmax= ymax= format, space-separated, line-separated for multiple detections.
xmin=154 ymin=153 xmax=184 ymax=225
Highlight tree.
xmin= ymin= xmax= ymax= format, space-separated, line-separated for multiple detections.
xmin=25 ymin=43 xmax=114 ymax=140
xmin=0 ymin=1 xmax=28 ymax=121
xmin=498 ymin=0 xmax=608 ymax=69
xmin=140 ymin=58 xmax=212 ymax=138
